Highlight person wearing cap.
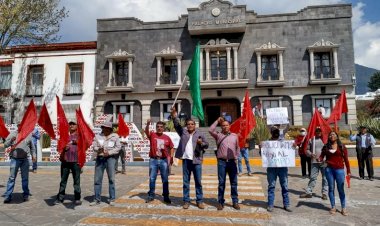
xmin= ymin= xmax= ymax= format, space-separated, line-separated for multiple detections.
xmin=209 ymin=117 xmax=240 ymax=211
xmin=266 ymin=126 xmax=292 ymax=212
xmin=54 ymin=121 xmax=82 ymax=205
xmin=171 ymin=108 xmax=209 ymax=210
xmin=145 ymin=119 xmax=174 ymax=204
xmin=0 ymin=126 xmax=36 ymax=203
xmin=90 ymin=121 xmax=121 ymax=206
xmin=349 ymin=125 xmax=376 ymax=180
xmin=294 ymin=128 xmax=311 ymax=178
xmin=299 ymin=128 xmax=328 ymax=200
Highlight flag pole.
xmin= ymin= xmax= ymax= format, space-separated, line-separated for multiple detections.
xmin=171 ymin=75 xmax=187 ymax=109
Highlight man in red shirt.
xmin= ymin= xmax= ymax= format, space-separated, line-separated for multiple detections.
xmin=54 ymin=121 xmax=82 ymax=205
xmin=145 ymin=119 xmax=174 ymax=204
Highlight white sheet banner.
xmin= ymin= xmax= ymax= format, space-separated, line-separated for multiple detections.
xmin=261 ymin=140 xmax=296 ymax=167
xmin=266 ymin=107 xmax=289 ymax=125
xmin=164 ymin=132 xmax=180 ymax=149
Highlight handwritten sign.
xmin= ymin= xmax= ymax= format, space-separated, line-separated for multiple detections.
xmin=266 ymin=107 xmax=289 ymax=125
xmin=261 ymin=140 xmax=295 ymax=167
xmin=164 ymin=132 xmax=180 ymax=149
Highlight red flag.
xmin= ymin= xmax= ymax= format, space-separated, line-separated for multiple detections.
xmin=38 ymin=103 xmax=56 ymax=140
xmin=117 ymin=113 xmax=130 ymax=137
xmin=230 ymin=91 xmax=256 ymax=148
xmin=302 ymin=109 xmax=332 ymax=154
xmin=76 ymin=107 xmax=95 ymax=168
xmin=57 ymin=96 xmax=69 ymax=153
xmin=15 ymin=99 xmax=37 ymax=146
xmin=327 ymin=90 xmax=348 ymax=127
xmin=0 ymin=115 xmax=10 ymax=139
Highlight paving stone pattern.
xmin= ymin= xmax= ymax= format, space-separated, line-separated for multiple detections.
xmin=77 ymin=174 xmax=270 ymax=225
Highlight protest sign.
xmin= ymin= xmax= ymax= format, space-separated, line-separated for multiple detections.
xmin=164 ymin=132 xmax=180 ymax=149
xmin=261 ymin=140 xmax=295 ymax=167
xmin=266 ymin=107 xmax=289 ymax=125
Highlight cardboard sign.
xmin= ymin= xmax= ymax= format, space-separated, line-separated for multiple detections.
xmin=164 ymin=132 xmax=180 ymax=149
xmin=266 ymin=107 xmax=289 ymax=125
xmin=261 ymin=140 xmax=295 ymax=167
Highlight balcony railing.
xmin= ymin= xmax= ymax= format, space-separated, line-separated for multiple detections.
xmin=160 ymin=73 xmax=178 ymax=85
xmin=314 ymin=66 xmax=334 ymax=79
xmin=202 ymin=67 xmax=247 ymax=81
xmin=25 ymin=84 xmax=43 ymax=96
xmin=64 ymin=83 xmax=83 ymax=95
xmin=261 ymin=68 xmax=279 ymax=81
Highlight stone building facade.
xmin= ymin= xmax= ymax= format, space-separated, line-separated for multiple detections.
xmin=94 ymin=0 xmax=356 ymax=129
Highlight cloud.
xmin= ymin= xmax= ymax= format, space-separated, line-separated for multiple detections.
xmin=352 ymin=2 xmax=380 ymax=70
xmin=58 ymin=0 xmax=380 ymax=70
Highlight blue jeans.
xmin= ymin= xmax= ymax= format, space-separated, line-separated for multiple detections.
xmin=267 ymin=167 xmax=289 ymax=208
xmin=182 ymin=159 xmax=203 ymax=203
xmin=32 ymin=144 xmax=38 ymax=170
xmin=325 ymin=167 xmax=346 ymax=208
xmin=238 ymin=148 xmax=252 ymax=173
xmin=217 ymin=159 xmax=238 ymax=204
xmin=148 ymin=158 xmax=169 ymax=199
xmin=94 ymin=156 xmax=116 ymax=202
xmin=305 ymin=163 xmax=328 ymax=195
xmin=4 ymin=158 xmax=30 ymax=200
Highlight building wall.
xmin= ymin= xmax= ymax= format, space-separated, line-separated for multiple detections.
xmin=94 ymin=1 xmax=356 ymax=128
xmin=1 ymin=49 xmax=96 ymax=125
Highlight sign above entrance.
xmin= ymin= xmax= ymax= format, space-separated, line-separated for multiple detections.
xmin=187 ymin=0 xmax=246 ymax=35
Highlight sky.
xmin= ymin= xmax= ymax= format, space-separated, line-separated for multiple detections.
xmin=58 ymin=0 xmax=380 ymax=70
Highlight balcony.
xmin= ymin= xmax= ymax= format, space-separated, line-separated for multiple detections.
xmin=310 ymin=66 xmax=341 ymax=85
xmin=64 ymin=83 xmax=83 ymax=95
xmin=200 ymin=67 xmax=249 ymax=89
xmin=155 ymin=73 xmax=181 ymax=91
xmin=25 ymin=85 xmax=43 ymax=96
xmin=256 ymin=68 xmax=285 ymax=87
xmin=105 ymin=75 xmax=133 ymax=92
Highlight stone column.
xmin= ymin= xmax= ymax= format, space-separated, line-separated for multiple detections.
xmin=309 ymin=50 xmax=315 ymax=79
xmin=112 ymin=104 xmax=117 ymax=123
xmin=256 ymin=52 xmax=262 ymax=81
xmin=333 ymin=48 xmax=339 ymax=78
xmin=205 ymin=49 xmax=210 ymax=81
xmin=200 ymin=49 xmax=204 ymax=81
xmin=233 ymin=47 xmax=238 ymax=79
xmin=128 ymin=58 xmax=133 ymax=86
xmin=176 ymin=56 xmax=182 ymax=85
xmin=279 ymin=51 xmax=284 ymax=80
xmin=108 ymin=59 xmax=113 ymax=86
xmin=141 ymin=100 xmax=152 ymax=126
xmin=226 ymin=47 xmax=232 ymax=80
xmin=292 ymin=98 xmax=303 ymax=126
xmin=156 ymin=56 xmax=161 ymax=85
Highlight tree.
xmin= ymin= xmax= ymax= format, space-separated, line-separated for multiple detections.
xmin=368 ymin=71 xmax=380 ymax=91
xmin=0 ymin=0 xmax=68 ymax=54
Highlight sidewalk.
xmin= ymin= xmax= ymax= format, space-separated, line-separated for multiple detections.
xmin=0 ymin=166 xmax=379 ymax=226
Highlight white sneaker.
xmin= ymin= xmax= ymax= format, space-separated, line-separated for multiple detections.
xmin=109 ymin=200 xmax=115 ymax=206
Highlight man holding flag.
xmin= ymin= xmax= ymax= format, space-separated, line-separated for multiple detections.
xmin=0 ymin=100 xmax=37 ymax=203
xmin=54 ymin=121 xmax=82 ymax=205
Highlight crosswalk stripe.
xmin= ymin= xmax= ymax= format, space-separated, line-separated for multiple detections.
xmin=79 ymin=216 xmax=263 ymax=226
xmin=78 ymin=174 xmax=269 ymax=225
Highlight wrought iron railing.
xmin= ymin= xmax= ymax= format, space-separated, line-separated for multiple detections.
xmin=25 ymin=84 xmax=43 ymax=96
xmin=314 ymin=66 xmax=335 ymax=79
xmin=64 ymin=83 xmax=83 ymax=95
xmin=201 ymin=67 xmax=247 ymax=80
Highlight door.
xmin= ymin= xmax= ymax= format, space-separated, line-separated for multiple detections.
xmin=206 ymin=105 xmax=221 ymax=126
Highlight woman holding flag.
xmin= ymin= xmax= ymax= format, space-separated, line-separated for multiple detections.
xmin=319 ymin=131 xmax=351 ymax=216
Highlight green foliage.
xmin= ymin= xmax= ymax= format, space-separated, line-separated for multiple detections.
xmin=368 ymin=71 xmax=380 ymax=91
xmin=0 ymin=0 xmax=68 ymax=53
xmin=250 ymin=117 xmax=271 ymax=144
xmin=357 ymin=117 xmax=380 ymax=139
xmin=41 ymin=133 xmax=51 ymax=148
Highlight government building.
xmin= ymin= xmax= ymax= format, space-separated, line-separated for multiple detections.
xmin=94 ymin=0 xmax=356 ymax=128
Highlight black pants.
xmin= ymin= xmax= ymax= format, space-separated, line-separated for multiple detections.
xmin=357 ymin=148 xmax=374 ymax=178
xmin=300 ymin=155 xmax=311 ymax=177
xmin=57 ymin=162 xmax=81 ymax=201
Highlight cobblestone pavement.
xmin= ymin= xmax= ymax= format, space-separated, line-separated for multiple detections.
xmin=0 ymin=165 xmax=379 ymax=226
